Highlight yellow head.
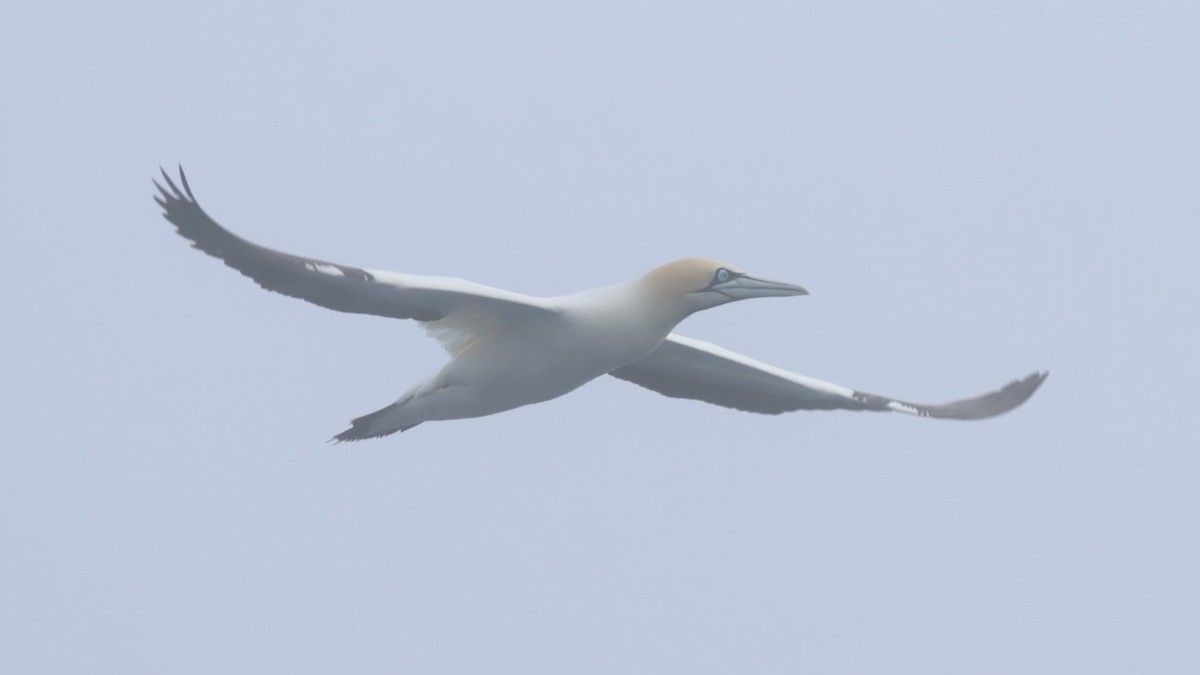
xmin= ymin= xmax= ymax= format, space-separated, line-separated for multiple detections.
xmin=640 ymin=258 xmax=808 ymax=316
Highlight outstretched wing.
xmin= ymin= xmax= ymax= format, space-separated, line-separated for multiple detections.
xmin=610 ymin=334 xmax=1047 ymax=419
xmin=153 ymin=166 xmax=554 ymax=324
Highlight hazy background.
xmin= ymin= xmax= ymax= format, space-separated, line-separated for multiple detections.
xmin=3 ymin=1 xmax=1197 ymax=673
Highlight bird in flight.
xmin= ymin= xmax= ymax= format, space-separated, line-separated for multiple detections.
xmin=154 ymin=168 xmax=1046 ymax=441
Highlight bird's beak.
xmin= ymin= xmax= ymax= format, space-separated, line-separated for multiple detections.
xmin=721 ymin=275 xmax=809 ymax=299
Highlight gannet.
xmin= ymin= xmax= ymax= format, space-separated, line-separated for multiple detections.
xmin=154 ymin=168 xmax=1047 ymax=441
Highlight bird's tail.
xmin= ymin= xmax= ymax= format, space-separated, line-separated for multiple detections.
xmin=330 ymin=402 xmax=422 ymax=443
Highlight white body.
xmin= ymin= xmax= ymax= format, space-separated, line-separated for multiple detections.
xmin=371 ymin=282 xmax=679 ymax=433
xmin=400 ymin=284 xmax=667 ymax=420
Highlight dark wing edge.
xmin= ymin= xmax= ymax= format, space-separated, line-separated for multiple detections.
xmin=851 ymin=370 xmax=1048 ymax=420
xmin=610 ymin=334 xmax=1047 ymax=421
xmin=153 ymin=166 xmax=432 ymax=320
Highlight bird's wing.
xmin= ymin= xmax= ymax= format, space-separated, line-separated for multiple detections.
xmin=610 ymin=333 xmax=1047 ymax=419
xmin=154 ymin=167 xmax=555 ymax=325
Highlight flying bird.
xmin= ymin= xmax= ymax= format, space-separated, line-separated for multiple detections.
xmin=154 ymin=168 xmax=1046 ymax=441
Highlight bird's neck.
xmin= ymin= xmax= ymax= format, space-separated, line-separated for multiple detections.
xmin=562 ymin=281 xmax=688 ymax=354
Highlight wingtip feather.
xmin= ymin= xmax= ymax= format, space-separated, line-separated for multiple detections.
xmin=158 ymin=167 xmax=185 ymax=201
xmin=177 ymin=164 xmax=195 ymax=200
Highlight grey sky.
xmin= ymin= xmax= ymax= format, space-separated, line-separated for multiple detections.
xmin=3 ymin=1 xmax=1198 ymax=673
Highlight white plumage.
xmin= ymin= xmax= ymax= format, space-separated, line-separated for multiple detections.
xmin=154 ymin=168 xmax=1046 ymax=441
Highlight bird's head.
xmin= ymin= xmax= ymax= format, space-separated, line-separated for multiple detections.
xmin=641 ymin=258 xmax=808 ymax=317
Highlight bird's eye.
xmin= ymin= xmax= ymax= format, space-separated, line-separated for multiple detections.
xmin=715 ymin=268 xmax=731 ymax=283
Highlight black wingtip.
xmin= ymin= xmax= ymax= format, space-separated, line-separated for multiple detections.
xmin=329 ymin=427 xmax=391 ymax=443
xmin=159 ymin=167 xmax=184 ymax=200
xmin=882 ymin=368 xmax=1049 ymax=421
xmin=1028 ymin=369 xmax=1050 ymax=396
xmin=177 ymin=164 xmax=195 ymax=200
xmin=1023 ymin=370 xmax=1050 ymax=392
xmin=968 ymin=369 xmax=1049 ymax=419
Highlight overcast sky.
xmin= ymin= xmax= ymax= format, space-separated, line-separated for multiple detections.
xmin=3 ymin=1 xmax=1198 ymax=673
